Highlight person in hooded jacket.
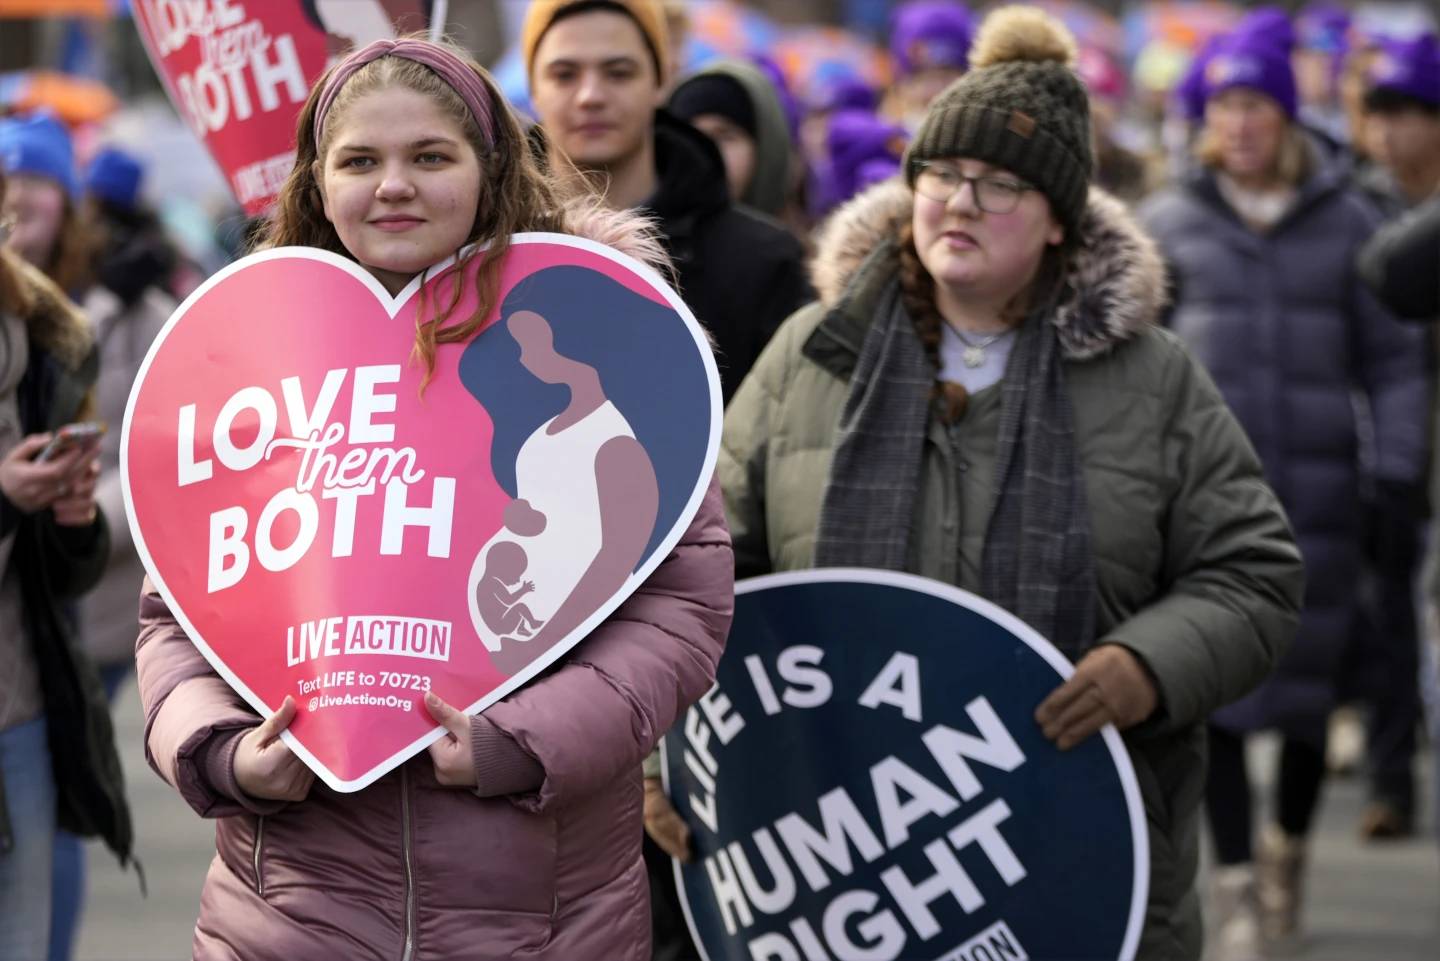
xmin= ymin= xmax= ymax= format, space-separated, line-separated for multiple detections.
xmin=0 ymin=164 xmax=131 ymax=961
xmin=1139 ymin=28 xmax=1430 ymax=958
xmin=668 ymin=59 xmax=795 ymax=225
xmin=722 ymin=8 xmax=1303 ymax=960
xmin=523 ymin=0 xmax=811 ymax=406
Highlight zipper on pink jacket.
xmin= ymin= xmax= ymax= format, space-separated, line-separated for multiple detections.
xmin=400 ymin=767 xmax=416 ymax=961
xmin=252 ymin=816 xmax=265 ymax=897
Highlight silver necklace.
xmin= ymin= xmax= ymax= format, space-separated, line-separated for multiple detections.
xmin=951 ymin=326 xmax=1007 ymax=368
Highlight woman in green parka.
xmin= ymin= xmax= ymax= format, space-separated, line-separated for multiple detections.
xmin=718 ymin=7 xmax=1304 ymax=960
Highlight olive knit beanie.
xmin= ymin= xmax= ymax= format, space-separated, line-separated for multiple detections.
xmin=904 ymin=5 xmax=1091 ymax=235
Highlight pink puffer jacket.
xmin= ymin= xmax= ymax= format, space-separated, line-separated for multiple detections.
xmin=136 ymin=475 xmax=733 ymax=961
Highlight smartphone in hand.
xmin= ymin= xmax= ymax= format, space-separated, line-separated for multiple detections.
xmin=37 ymin=422 xmax=107 ymax=463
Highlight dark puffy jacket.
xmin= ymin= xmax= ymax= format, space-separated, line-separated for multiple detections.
xmin=0 ymin=249 xmax=129 ymax=864
xmin=1140 ymin=155 xmax=1430 ymax=743
xmin=644 ymin=110 xmax=812 ymax=404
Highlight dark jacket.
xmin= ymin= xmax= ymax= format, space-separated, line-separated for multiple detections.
xmin=1359 ymin=195 xmax=1440 ymax=321
xmin=644 ymin=110 xmax=811 ymax=404
xmin=721 ymin=181 xmax=1303 ymax=961
xmin=0 ymin=249 xmax=130 ymax=865
xmin=1140 ymin=154 xmax=1430 ymax=744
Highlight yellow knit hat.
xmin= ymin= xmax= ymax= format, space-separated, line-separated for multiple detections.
xmin=522 ymin=0 xmax=670 ymax=84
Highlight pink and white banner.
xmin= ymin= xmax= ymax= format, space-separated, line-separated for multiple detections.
xmin=123 ymin=235 xmax=721 ymax=790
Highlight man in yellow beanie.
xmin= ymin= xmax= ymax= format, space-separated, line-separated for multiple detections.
xmin=525 ymin=5 xmax=811 ymax=960
xmin=523 ymin=0 xmax=670 ymax=87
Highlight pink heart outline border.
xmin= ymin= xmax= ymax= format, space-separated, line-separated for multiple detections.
xmin=120 ymin=233 xmax=723 ymax=792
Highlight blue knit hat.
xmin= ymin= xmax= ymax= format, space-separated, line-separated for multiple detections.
xmin=1297 ymin=2 xmax=1350 ymax=55
xmin=0 ymin=113 xmax=78 ymax=197
xmin=86 ymin=147 xmax=145 ymax=210
xmin=1204 ymin=29 xmax=1299 ymax=118
xmin=891 ymin=1 xmax=975 ymax=77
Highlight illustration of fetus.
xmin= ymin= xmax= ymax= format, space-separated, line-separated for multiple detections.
xmin=475 ymin=541 xmax=547 ymax=640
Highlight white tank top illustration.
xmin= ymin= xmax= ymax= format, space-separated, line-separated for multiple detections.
xmin=468 ymin=401 xmax=636 ymax=652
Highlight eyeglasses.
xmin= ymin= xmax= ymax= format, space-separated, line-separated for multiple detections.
xmin=913 ymin=162 xmax=1035 ymax=214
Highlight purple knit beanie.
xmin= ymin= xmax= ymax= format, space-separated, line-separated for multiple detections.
xmin=1368 ymin=33 xmax=1440 ymax=108
xmin=891 ymin=1 xmax=975 ymax=77
xmin=1235 ymin=6 xmax=1297 ymax=54
xmin=1203 ymin=30 xmax=1299 ymax=118
xmin=822 ymin=109 xmax=908 ymax=207
xmin=1176 ymin=35 xmax=1223 ymax=122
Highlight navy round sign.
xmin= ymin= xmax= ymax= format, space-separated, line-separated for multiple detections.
xmin=662 ymin=570 xmax=1147 ymax=961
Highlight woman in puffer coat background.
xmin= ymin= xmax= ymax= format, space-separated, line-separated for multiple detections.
xmin=720 ymin=8 xmax=1303 ymax=960
xmin=0 ymin=165 xmax=131 ymax=961
xmin=135 ymin=38 xmax=733 ymax=961
xmin=1139 ymin=27 xmax=1430 ymax=959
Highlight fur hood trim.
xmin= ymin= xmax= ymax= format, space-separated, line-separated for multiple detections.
xmin=810 ymin=179 xmax=1166 ymax=360
xmin=1 ymin=246 xmax=93 ymax=371
xmin=558 ymin=195 xmax=672 ymax=281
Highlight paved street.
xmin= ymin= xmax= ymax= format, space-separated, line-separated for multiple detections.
xmin=73 ymin=684 xmax=1439 ymax=960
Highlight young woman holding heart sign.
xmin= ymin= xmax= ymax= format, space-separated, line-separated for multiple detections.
xmin=134 ymin=35 xmax=733 ymax=961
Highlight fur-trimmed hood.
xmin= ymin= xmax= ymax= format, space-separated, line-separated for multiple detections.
xmin=557 ymin=194 xmax=671 ymax=279
xmin=1 ymin=246 xmax=93 ymax=371
xmin=810 ymin=179 xmax=1166 ymax=360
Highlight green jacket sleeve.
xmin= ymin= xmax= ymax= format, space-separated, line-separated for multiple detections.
xmin=1103 ymin=338 xmax=1304 ymax=735
xmin=720 ymin=304 xmax=818 ymax=579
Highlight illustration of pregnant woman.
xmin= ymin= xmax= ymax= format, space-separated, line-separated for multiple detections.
xmin=467 ymin=309 xmax=659 ymax=676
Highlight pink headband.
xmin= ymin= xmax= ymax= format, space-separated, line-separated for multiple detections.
xmin=313 ymin=39 xmax=497 ymax=149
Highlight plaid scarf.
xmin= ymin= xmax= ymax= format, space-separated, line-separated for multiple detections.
xmin=813 ymin=277 xmax=1097 ymax=660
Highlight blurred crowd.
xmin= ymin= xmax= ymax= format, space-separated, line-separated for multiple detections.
xmin=2 ymin=2 xmax=1439 ymax=961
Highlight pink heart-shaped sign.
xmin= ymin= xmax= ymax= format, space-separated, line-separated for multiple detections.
xmin=123 ymin=235 xmax=720 ymax=791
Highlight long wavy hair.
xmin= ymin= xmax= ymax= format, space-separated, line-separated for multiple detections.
xmin=260 ymin=35 xmax=570 ymax=388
